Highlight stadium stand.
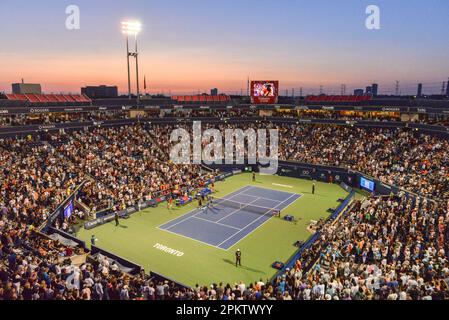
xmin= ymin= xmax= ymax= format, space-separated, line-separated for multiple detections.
xmin=306 ymin=95 xmax=372 ymax=103
xmin=0 ymin=109 xmax=448 ymax=300
xmin=172 ymin=94 xmax=230 ymax=103
xmin=5 ymin=93 xmax=91 ymax=104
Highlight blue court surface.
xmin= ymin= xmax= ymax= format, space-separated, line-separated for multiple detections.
xmin=158 ymin=186 xmax=302 ymax=250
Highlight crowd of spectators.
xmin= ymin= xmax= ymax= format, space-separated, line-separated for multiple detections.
xmin=0 ymin=111 xmax=131 ymax=127
xmin=279 ymin=125 xmax=448 ymax=200
xmin=47 ymin=125 xmax=213 ymax=213
xmin=271 ymin=194 xmax=449 ymax=300
xmin=2 ymin=110 xmax=448 ymax=127
xmin=0 ymin=123 xmax=213 ymax=300
xmin=0 ymin=139 xmax=84 ymax=227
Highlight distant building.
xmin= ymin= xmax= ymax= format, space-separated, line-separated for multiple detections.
xmin=12 ymin=82 xmax=42 ymax=94
xmin=371 ymin=83 xmax=378 ymax=97
xmin=417 ymin=83 xmax=423 ymax=97
xmin=81 ymin=85 xmax=118 ymax=99
xmin=354 ymin=89 xmax=364 ymax=96
xmin=211 ymin=88 xmax=218 ymax=96
xmin=446 ymin=81 xmax=449 ymax=96
xmin=365 ymin=86 xmax=372 ymax=95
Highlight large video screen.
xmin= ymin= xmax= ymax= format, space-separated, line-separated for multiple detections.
xmin=251 ymin=80 xmax=279 ymax=104
xmin=360 ymin=177 xmax=375 ymax=192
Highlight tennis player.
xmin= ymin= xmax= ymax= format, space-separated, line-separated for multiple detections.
xmin=206 ymin=195 xmax=213 ymax=208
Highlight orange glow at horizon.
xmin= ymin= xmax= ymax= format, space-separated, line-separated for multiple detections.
xmin=0 ymin=50 xmax=377 ymax=95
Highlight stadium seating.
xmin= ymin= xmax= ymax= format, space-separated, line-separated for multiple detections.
xmin=171 ymin=94 xmax=230 ymax=103
xmin=305 ymin=95 xmax=372 ymax=103
xmin=4 ymin=93 xmax=92 ymax=103
xmin=0 ymin=118 xmax=448 ymax=300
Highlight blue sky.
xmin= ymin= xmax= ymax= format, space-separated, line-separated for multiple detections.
xmin=0 ymin=0 xmax=448 ymax=94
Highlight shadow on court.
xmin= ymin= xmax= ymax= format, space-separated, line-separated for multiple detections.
xmin=222 ymin=259 xmax=264 ymax=274
xmin=206 ymin=207 xmax=225 ymax=214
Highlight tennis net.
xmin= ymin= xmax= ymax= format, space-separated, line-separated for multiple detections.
xmin=210 ymin=197 xmax=279 ymax=216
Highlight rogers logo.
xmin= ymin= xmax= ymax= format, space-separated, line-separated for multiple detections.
xmin=382 ymin=107 xmax=400 ymax=112
xmin=30 ymin=108 xmax=49 ymax=113
xmin=38 ymin=125 xmax=56 ymax=130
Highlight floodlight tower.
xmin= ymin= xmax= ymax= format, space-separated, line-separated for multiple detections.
xmin=121 ymin=21 xmax=142 ymax=100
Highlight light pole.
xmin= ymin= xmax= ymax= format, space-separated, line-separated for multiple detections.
xmin=126 ymin=34 xmax=131 ymax=99
xmin=121 ymin=21 xmax=142 ymax=101
xmin=134 ymin=34 xmax=140 ymax=99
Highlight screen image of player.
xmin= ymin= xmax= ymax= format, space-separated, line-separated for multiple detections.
xmin=253 ymin=82 xmax=276 ymax=97
xmin=251 ymin=80 xmax=279 ymax=104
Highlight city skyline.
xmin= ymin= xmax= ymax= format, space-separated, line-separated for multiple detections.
xmin=1 ymin=0 xmax=449 ymax=95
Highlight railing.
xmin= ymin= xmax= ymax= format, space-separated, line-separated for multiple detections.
xmin=47 ymin=227 xmax=89 ymax=251
xmin=90 ymin=245 xmax=143 ymax=276
xmin=149 ymin=271 xmax=192 ymax=290
xmin=1 ymin=117 xmax=448 ymax=138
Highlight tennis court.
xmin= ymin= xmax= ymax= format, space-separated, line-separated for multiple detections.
xmin=158 ymin=186 xmax=302 ymax=250
xmin=76 ymin=173 xmax=349 ymax=286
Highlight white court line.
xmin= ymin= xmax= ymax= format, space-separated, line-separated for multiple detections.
xmin=160 ymin=210 xmax=202 ymax=231
xmin=216 ymin=193 xmax=299 ymax=249
xmin=156 ymin=226 xmax=227 ymax=251
xmin=192 ymin=216 xmax=242 ymax=231
xmin=158 ymin=185 xmax=302 ymax=251
xmin=238 ymin=192 xmax=285 ymax=204
xmin=274 ymin=193 xmax=302 ymax=213
xmin=246 ymin=185 xmax=301 ymax=197
xmin=222 ymin=193 xmax=303 ymax=250
xmin=215 ymin=196 xmax=262 ymax=223
xmin=233 ymin=193 xmax=259 ymax=201
xmin=217 ymin=193 xmax=301 ymax=250
xmin=159 ymin=186 xmax=251 ymax=231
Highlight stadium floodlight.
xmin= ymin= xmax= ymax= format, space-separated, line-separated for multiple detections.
xmin=121 ymin=21 xmax=141 ymax=36
xmin=121 ymin=21 xmax=142 ymax=101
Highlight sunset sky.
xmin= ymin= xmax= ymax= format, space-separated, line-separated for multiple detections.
xmin=1 ymin=0 xmax=448 ymax=95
